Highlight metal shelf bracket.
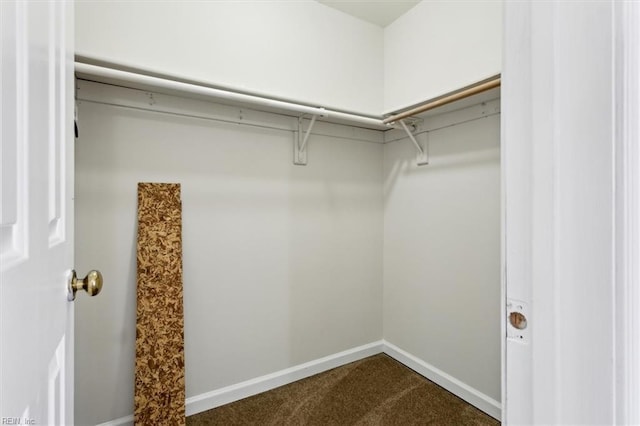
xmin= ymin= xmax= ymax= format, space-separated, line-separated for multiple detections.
xmin=399 ymin=119 xmax=428 ymax=166
xmin=294 ymin=113 xmax=321 ymax=166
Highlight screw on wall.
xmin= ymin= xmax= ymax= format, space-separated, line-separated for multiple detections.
xmin=146 ymin=92 xmax=156 ymax=106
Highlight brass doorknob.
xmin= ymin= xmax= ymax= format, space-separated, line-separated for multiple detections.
xmin=68 ymin=270 xmax=103 ymax=301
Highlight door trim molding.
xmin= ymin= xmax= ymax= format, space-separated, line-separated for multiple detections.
xmin=615 ymin=1 xmax=640 ymax=423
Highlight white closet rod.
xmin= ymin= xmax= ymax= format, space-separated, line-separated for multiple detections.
xmin=75 ymin=63 xmax=390 ymax=129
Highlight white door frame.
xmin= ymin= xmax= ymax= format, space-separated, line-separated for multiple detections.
xmin=503 ymin=1 xmax=640 ymax=424
xmin=614 ymin=1 xmax=640 ymax=424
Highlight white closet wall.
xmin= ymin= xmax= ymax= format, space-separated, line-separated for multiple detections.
xmin=384 ymin=1 xmax=502 ymax=113
xmin=74 ymin=1 xmax=504 ymax=424
xmin=75 ymin=0 xmax=384 ymax=115
xmin=383 ymin=101 xmax=501 ymax=407
xmin=74 ymin=82 xmax=384 ymax=425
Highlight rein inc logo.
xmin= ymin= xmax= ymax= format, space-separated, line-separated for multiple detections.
xmin=1 ymin=419 xmax=35 ymax=425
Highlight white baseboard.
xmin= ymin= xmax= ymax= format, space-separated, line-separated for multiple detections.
xmin=185 ymin=340 xmax=385 ymax=416
xmin=95 ymin=414 xmax=133 ymax=426
xmin=96 ymin=341 xmax=384 ymax=425
xmin=382 ymin=340 xmax=502 ymax=421
xmin=96 ymin=339 xmax=501 ymax=425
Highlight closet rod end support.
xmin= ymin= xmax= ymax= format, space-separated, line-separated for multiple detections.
xmin=417 ymin=151 xmax=429 ymax=166
xmin=399 ymin=119 xmax=429 ymax=166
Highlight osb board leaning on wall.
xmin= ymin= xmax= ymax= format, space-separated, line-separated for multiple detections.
xmin=135 ymin=183 xmax=185 ymax=426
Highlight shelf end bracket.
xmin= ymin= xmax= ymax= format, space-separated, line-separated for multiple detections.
xmin=294 ymin=114 xmax=320 ymax=166
xmin=399 ymin=119 xmax=428 ymax=166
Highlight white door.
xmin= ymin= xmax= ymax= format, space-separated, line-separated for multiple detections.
xmin=1 ymin=1 xmax=76 ymax=424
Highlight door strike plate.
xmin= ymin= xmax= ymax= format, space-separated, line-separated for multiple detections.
xmin=506 ymin=299 xmax=530 ymax=343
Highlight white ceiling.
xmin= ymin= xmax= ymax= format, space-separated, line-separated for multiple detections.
xmin=316 ymin=0 xmax=421 ymax=27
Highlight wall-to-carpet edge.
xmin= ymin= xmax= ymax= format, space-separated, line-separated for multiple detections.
xmin=96 ymin=340 xmax=500 ymax=425
xmin=383 ymin=341 xmax=501 ymax=420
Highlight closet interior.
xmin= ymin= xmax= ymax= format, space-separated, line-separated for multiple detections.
xmin=72 ymin=2 xmax=503 ymax=425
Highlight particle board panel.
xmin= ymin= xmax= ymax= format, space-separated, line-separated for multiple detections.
xmin=135 ymin=182 xmax=185 ymax=426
